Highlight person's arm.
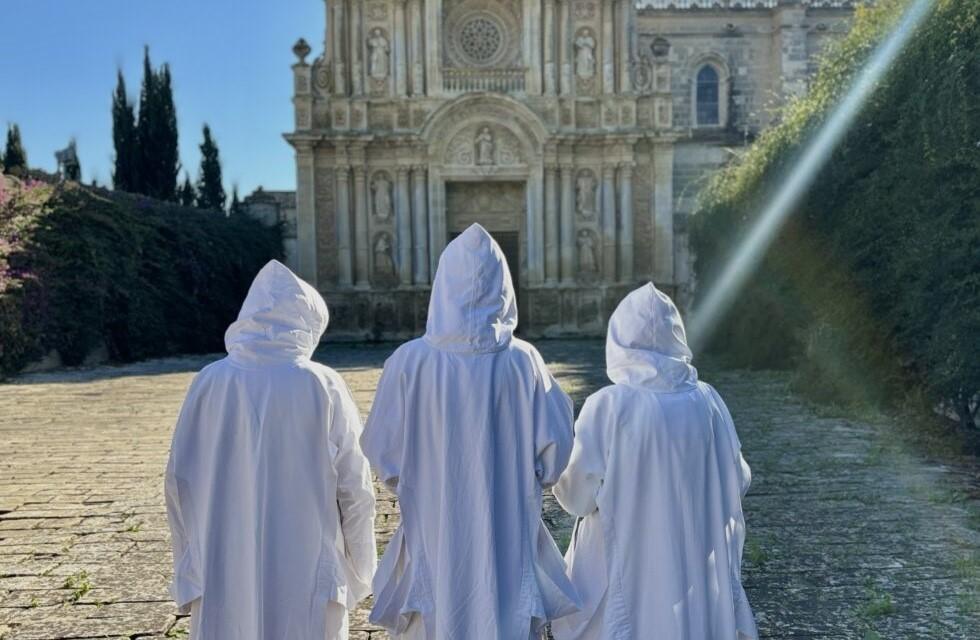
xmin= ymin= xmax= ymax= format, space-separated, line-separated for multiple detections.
xmin=164 ymin=383 xmax=203 ymax=615
xmin=359 ymin=360 xmax=406 ymax=491
xmin=707 ymin=384 xmax=752 ymax=498
xmin=553 ymin=394 xmax=609 ymax=517
xmin=530 ymin=349 xmax=574 ymax=489
xmin=329 ymin=379 xmax=377 ymax=605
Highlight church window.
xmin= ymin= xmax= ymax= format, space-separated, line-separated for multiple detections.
xmin=459 ymin=16 xmax=504 ymax=65
xmin=696 ymin=65 xmax=721 ymax=126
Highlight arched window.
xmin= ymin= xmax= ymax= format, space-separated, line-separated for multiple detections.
xmin=695 ymin=65 xmax=720 ymax=126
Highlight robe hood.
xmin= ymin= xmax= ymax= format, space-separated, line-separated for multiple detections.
xmin=224 ymin=260 xmax=329 ymax=366
xmin=606 ymin=282 xmax=698 ymax=391
xmin=424 ymin=223 xmax=518 ymax=353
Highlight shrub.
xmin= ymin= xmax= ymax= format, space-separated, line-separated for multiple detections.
xmin=0 ymin=178 xmax=281 ymax=376
xmin=691 ymin=0 xmax=980 ymax=427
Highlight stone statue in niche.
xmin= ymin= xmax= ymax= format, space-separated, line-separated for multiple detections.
xmin=373 ymin=233 xmax=396 ymax=277
xmin=372 ymin=173 xmax=393 ymax=220
xmin=575 ymin=31 xmax=596 ymax=79
xmin=368 ymin=29 xmax=390 ymax=79
xmin=475 ymin=126 xmax=495 ymax=165
xmin=576 ymin=170 xmax=597 ymax=218
xmin=577 ymin=230 xmax=598 ymax=274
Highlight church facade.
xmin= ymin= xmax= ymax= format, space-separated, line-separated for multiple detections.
xmin=280 ymin=0 xmax=856 ymax=338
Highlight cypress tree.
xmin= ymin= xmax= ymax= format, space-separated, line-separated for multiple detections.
xmin=135 ymin=47 xmax=179 ymax=200
xmin=178 ymin=173 xmax=196 ymax=207
xmin=155 ymin=64 xmax=179 ymax=201
xmin=196 ymin=125 xmax=225 ymax=212
xmin=3 ymin=124 xmax=28 ymax=177
xmin=63 ymin=140 xmax=81 ymax=182
xmin=136 ymin=47 xmax=157 ymax=195
xmin=111 ymin=71 xmax=139 ymax=192
xmin=228 ymin=185 xmax=244 ymax=216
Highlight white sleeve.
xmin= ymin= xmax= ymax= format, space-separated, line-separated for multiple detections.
xmin=360 ymin=361 xmax=406 ymax=491
xmin=530 ymin=349 xmax=574 ymax=489
xmin=164 ymin=384 xmax=204 ymax=614
xmin=329 ymin=380 xmax=377 ymax=605
xmin=553 ymin=393 xmax=609 ymax=517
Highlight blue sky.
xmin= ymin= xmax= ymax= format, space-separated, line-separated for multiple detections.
xmin=0 ymin=0 xmax=326 ymax=195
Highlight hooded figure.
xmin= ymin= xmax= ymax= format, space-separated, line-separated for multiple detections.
xmin=165 ymin=260 xmax=376 ymax=640
xmin=552 ymin=283 xmax=757 ymax=640
xmin=361 ymin=224 xmax=579 ymax=640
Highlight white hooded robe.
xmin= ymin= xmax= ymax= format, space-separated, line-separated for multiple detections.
xmin=165 ymin=260 xmax=376 ymax=640
xmin=552 ymin=283 xmax=758 ymax=640
xmin=360 ymin=224 xmax=580 ymax=640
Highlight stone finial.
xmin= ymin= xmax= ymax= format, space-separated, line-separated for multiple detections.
xmin=292 ymin=38 xmax=312 ymax=64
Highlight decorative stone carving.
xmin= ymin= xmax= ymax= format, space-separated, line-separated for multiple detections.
xmin=368 ymin=28 xmax=390 ymax=79
xmin=373 ymin=232 xmax=396 ymax=279
xmin=444 ymin=4 xmax=520 ymax=69
xmin=574 ymin=29 xmax=596 ymax=79
xmin=631 ymin=60 xmax=653 ymax=93
xmin=444 ymin=123 xmax=525 ymax=167
xmin=367 ymin=1 xmax=388 ymax=21
xmin=292 ymin=38 xmax=311 ymax=63
xmin=573 ymin=0 xmax=596 ymax=20
xmin=475 ymin=126 xmax=495 ymax=165
xmin=314 ymin=60 xmax=332 ymax=93
xmin=577 ymin=230 xmax=599 ymax=276
xmin=372 ymin=172 xmax=393 ymax=220
xmin=576 ymin=169 xmax=597 ymax=218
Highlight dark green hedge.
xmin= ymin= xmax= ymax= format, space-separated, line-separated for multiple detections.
xmin=692 ymin=0 xmax=980 ymax=427
xmin=0 ymin=179 xmax=282 ymax=376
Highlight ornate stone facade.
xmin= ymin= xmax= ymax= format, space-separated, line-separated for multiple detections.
xmin=280 ymin=0 xmax=857 ymax=338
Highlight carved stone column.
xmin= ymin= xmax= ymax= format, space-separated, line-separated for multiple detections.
xmin=544 ymin=164 xmax=560 ymax=282
xmin=618 ymin=162 xmax=634 ymax=283
xmin=353 ymin=166 xmax=369 ymax=286
xmin=652 ymin=143 xmax=675 ymax=283
xmin=394 ymin=0 xmax=408 ymax=96
xmin=333 ymin=0 xmax=347 ymax=95
xmin=427 ymin=170 xmax=446 ymax=277
xmin=601 ymin=164 xmax=617 ymax=281
xmin=351 ymin=0 xmax=364 ymax=95
xmin=543 ymin=0 xmax=556 ymax=96
xmin=410 ymin=0 xmax=425 ymax=95
xmin=425 ymin=0 xmax=443 ymax=95
xmin=526 ymin=171 xmax=546 ymax=285
xmin=296 ymin=144 xmax=318 ymax=286
xmin=558 ymin=0 xmax=572 ymax=95
xmin=617 ymin=0 xmax=632 ymax=93
xmin=395 ymin=167 xmax=412 ymax=285
xmin=335 ymin=166 xmax=354 ymax=287
xmin=412 ymin=166 xmax=430 ymax=284
xmin=524 ymin=0 xmax=543 ymax=95
xmin=602 ymin=0 xmax=615 ymax=94
xmin=559 ymin=162 xmax=575 ymax=283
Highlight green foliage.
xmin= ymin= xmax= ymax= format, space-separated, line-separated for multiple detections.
xmin=196 ymin=124 xmax=225 ymax=212
xmin=228 ymin=185 xmax=244 ymax=216
xmin=136 ymin=48 xmax=180 ymax=201
xmin=0 ymin=180 xmax=282 ymax=377
xmin=111 ymin=71 xmax=139 ymax=192
xmin=178 ymin=173 xmax=196 ymax=207
xmin=692 ymin=0 xmax=980 ymax=427
xmin=3 ymin=124 xmax=28 ymax=177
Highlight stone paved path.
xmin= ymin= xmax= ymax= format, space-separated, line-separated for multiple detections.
xmin=1 ymin=341 xmax=977 ymax=639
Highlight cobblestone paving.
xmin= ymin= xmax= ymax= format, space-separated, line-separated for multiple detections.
xmin=1 ymin=341 xmax=977 ymax=639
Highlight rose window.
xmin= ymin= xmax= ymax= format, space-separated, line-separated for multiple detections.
xmin=458 ymin=17 xmax=504 ymax=65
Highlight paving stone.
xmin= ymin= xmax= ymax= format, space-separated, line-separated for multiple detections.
xmin=0 ymin=343 xmax=977 ymax=638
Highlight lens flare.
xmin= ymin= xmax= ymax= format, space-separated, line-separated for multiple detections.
xmin=688 ymin=0 xmax=935 ymax=348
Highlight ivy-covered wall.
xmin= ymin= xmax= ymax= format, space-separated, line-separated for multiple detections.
xmin=692 ymin=0 xmax=980 ymax=427
xmin=0 ymin=178 xmax=282 ymax=377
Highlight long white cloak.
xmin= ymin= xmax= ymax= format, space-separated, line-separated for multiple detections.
xmin=361 ymin=224 xmax=580 ymax=640
xmin=552 ymin=283 xmax=758 ymax=640
xmin=165 ymin=260 xmax=376 ymax=639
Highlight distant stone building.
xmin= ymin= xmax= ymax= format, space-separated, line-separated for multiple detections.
xmin=270 ymin=0 xmax=857 ymax=338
